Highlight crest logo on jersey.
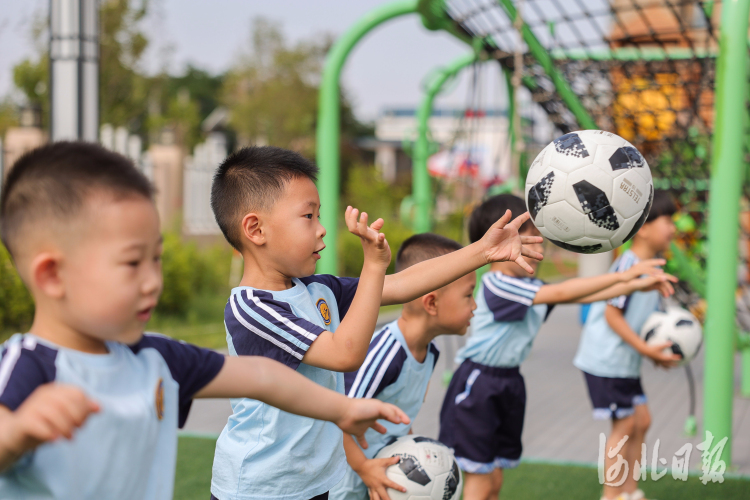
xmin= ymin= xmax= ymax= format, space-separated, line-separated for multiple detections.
xmin=317 ymin=298 xmax=331 ymax=326
xmin=155 ymin=378 xmax=165 ymax=421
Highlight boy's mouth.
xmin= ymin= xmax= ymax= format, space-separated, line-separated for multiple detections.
xmin=313 ymin=246 xmax=325 ymax=260
xmin=137 ymin=306 xmax=154 ymax=322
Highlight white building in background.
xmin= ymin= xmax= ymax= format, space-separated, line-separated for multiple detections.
xmin=370 ymin=107 xmax=513 ymax=184
xmin=183 ymin=108 xmax=228 ymax=236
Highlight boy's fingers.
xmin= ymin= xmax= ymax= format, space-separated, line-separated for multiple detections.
xmin=521 ymin=246 xmax=544 ymax=261
xmin=491 ymin=210 xmax=512 ymax=229
xmin=520 ymin=235 xmax=544 ymax=244
xmin=370 ymin=218 xmax=385 ymax=231
xmin=515 ymin=256 xmax=535 ymax=274
xmin=356 ymin=433 xmax=370 ymax=449
xmin=507 ymin=211 xmax=531 ymax=230
xmin=370 ymin=490 xmax=380 ymax=500
xmin=370 ymin=422 xmax=387 ymax=434
xmin=383 ymin=405 xmax=410 ymax=425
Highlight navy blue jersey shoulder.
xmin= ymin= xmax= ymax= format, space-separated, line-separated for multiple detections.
xmin=0 ymin=338 xmax=58 ymax=411
xmin=429 ymin=342 xmax=440 ymax=367
xmin=345 ymin=327 xmax=407 ymax=399
xmin=0 ymin=337 xmax=58 ymax=411
xmin=129 ymin=335 xmax=225 ymax=427
xmin=299 ymin=274 xmax=359 ymax=318
xmin=481 ymin=273 xmax=544 ymax=323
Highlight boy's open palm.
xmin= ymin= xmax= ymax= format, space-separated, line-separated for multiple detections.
xmin=480 ymin=211 xmax=543 ymax=273
xmin=346 ymin=206 xmax=391 ymax=268
xmin=336 ymin=399 xmax=410 ymax=450
xmin=1 ymin=384 xmax=99 ymax=462
xmin=356 ymin=456 xmax=407 ymax=500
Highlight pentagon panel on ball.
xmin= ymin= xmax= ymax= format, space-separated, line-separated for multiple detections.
xmin=525 ymin=130 xmax=653 ymax=254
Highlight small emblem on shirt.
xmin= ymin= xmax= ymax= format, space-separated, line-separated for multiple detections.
xmin=155 ymin=378 xmax=165 ymax=420
xmin=317 ymin=298 xmax=331 ymax=326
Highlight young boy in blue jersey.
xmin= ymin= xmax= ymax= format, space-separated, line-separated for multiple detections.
xmin=438 ymin=194 xmax=676 ymax=500
xmin=331 ymin=233 xmax=476 ymax=500
xmin=0 ymin=142 xmax=412 ymax=500
xmin=574 ymin=191 xmax=680 ymax=500
xmin=208 ymin=147 xmax=543 ymax=500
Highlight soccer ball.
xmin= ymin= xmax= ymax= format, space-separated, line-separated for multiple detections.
xmin=375 ymin=435 xmax=462 ymax=500
xmin=640 ymin=308 xmax=703 ymax=365
xmin=525 ymin=130 xmax=654 ymax=254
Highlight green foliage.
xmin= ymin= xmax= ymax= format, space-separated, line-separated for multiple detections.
xmin=12 ymin=56 xmax=48 ymax=126
xmin=155 ymin=233 xmax=232 ymax=317
xmin=0 ymin=245 xmax=34 ymax=340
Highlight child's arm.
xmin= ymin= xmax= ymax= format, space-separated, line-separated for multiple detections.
xmin=197 ymin=356 xmax=409 ymax=447
xmin=0 ymin=384 xmax=99 ymax=472
xmin=381 ymin=211 xmax=543 ymax=306
xmin=532 ymin=259 xmax=666 ymax=305
xmin=303 ymin=207 xmax=391 ymax=371
xmin=343 ymin=433 xmax=405 ymax=500
xmin=575 ymin=274 xmax=677 ymax=303
xmin=605 ymin=305 xmax=681 ymax=367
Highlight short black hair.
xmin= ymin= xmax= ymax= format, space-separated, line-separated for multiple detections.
xmin=395 ymin=233 xmax=463 ymax=272
xmin=211 ymin=146 xmax=319 ymax=251
xmin=0 ymin=142 xmax=154 ymax=257
xmin=645 ymin=189 xmax=677 ymax=223
xmin=468 ymin=194 xmax=534 ymax=243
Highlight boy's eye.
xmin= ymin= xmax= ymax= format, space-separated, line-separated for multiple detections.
xmin=127 ymin=260 xmax=140 ymax=267
xmin=304 ymin=214 xmax=313 ymax=219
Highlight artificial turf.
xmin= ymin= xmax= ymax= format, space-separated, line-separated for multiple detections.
xmin=175 ymin=436 xmax=750 ymax=500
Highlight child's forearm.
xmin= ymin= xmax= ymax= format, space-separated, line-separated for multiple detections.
xmin=343 ymin=432 xmax=368 ymax=472
xmin=534 ymin=273 xmax=626 ymax=305
xmin=382 ymin=243 xmax=486 ymax=306
xmin=576 ymin=280 xmax=642 ymax=304
xmin=197 ymin=356 xmax=351 ymax=422
xmin=0 ymin=408 xmax=23 ymax=472
xmin=604 ymin=305 xmax=648 ymax=354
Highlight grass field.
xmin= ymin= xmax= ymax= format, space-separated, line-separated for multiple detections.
xmin=175 ymin=436 xmax=750 ymax=500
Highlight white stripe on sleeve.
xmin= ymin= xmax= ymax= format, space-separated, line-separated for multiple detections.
xmin=0 ymin=342 xmax=22 ymax=395
xmin=231 ymin=296 xmax=303 ymax=361
xmin=347 ymin=328 xmax=391 ymax=398
xmin=247 ymin=291 xmax=319 ymax=342
xmin=483 ymin=276 xmax=534 ymax=306
xmin=365 ymin=342 xmax=401 ymax=399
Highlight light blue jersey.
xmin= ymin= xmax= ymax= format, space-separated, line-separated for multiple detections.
xmin=211 ymin=275 xmax=358 ymax=500
xmin=0 ymin=333 xmax=224 ymax=500
xmin=330 ymin=320 xmax=439 ymax=500
xmin=456 ymin=271 xmax=551 ymax=367
xmin=574 ymin=250 xmax=661 ymax=378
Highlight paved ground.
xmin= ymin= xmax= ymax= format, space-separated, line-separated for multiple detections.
xmin=183 ymin=305 xmax=750 ymax=475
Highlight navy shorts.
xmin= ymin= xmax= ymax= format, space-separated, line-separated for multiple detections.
xmin=582 ymin=371 xmax=646 ymax=420
xmin=439 ymin=359 xmax=526 ymax=474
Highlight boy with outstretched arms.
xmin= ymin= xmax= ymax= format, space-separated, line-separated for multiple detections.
xmin=574 ymin=191 xmax=680 ymax=500
xmin=0 ymin=143 xmax=410 ymax=500
xmin=331 ymin=233 xmax=476 ymax=500
xmin=208 ymin=147 xmax=542 ymax=500
xmin=438 ymin=194 xmax=676 ymax=500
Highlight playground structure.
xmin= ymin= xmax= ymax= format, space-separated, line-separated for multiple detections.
xmin=316 ymin=0 xmax=750 ymax=468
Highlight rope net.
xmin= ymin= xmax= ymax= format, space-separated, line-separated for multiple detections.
xmin=441 ymin=1 xmax=750 ymax=310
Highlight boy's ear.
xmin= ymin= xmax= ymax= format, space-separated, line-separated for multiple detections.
xmin=421 ymin=292 xmax=439 ymax=316
xmin=241 ymin=213 xmax=265 ymax=246
xmin=31 ymin=252 xmax=65 ymax=299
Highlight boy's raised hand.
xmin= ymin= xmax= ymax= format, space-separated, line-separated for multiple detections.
xmin=336 ymin=398 xmax=410 ymax=450
xmin=624 ymin=258 xmax=667 ymax=281
xmin=346 ymin=206 xmax=391 ymax=269
xmin=632 ymin=273 xmax=678 ymax=298
xmin=0 ymin=384 xmax=99 ymax=470
xmin=480 ymin=211 xmax=543 ymax=273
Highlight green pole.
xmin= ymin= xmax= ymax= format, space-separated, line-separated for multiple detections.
xmin=497 ymin=0 xmax=597 ymax=130
xmin=503 ymin=67 xmax=520 ymax=190
xmin=703 ymin=0 xmax=750 ymax=467
xmin=413 ymin=52 xmax=478 ymax=232
xmin=316 ymin=0 xmax=419 ymax=275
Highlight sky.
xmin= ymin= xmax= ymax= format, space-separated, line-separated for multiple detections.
xmin=0 ymin=0 xmax=512 ymax=122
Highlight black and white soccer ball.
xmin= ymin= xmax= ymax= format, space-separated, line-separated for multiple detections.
xmin=375 ymin=435 xmax=462 ymax=500
xmin=640 ymin=308 xmax=703 ymax=365
xmin=525 ymin=130 xmax=654 ymax=254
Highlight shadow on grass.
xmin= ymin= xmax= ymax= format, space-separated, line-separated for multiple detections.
xmin=176 ymin=437 xmax=750 ymax=500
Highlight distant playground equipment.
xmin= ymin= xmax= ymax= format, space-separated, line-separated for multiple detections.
xmin=316 ymin=0 xmax=750 ymax=467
